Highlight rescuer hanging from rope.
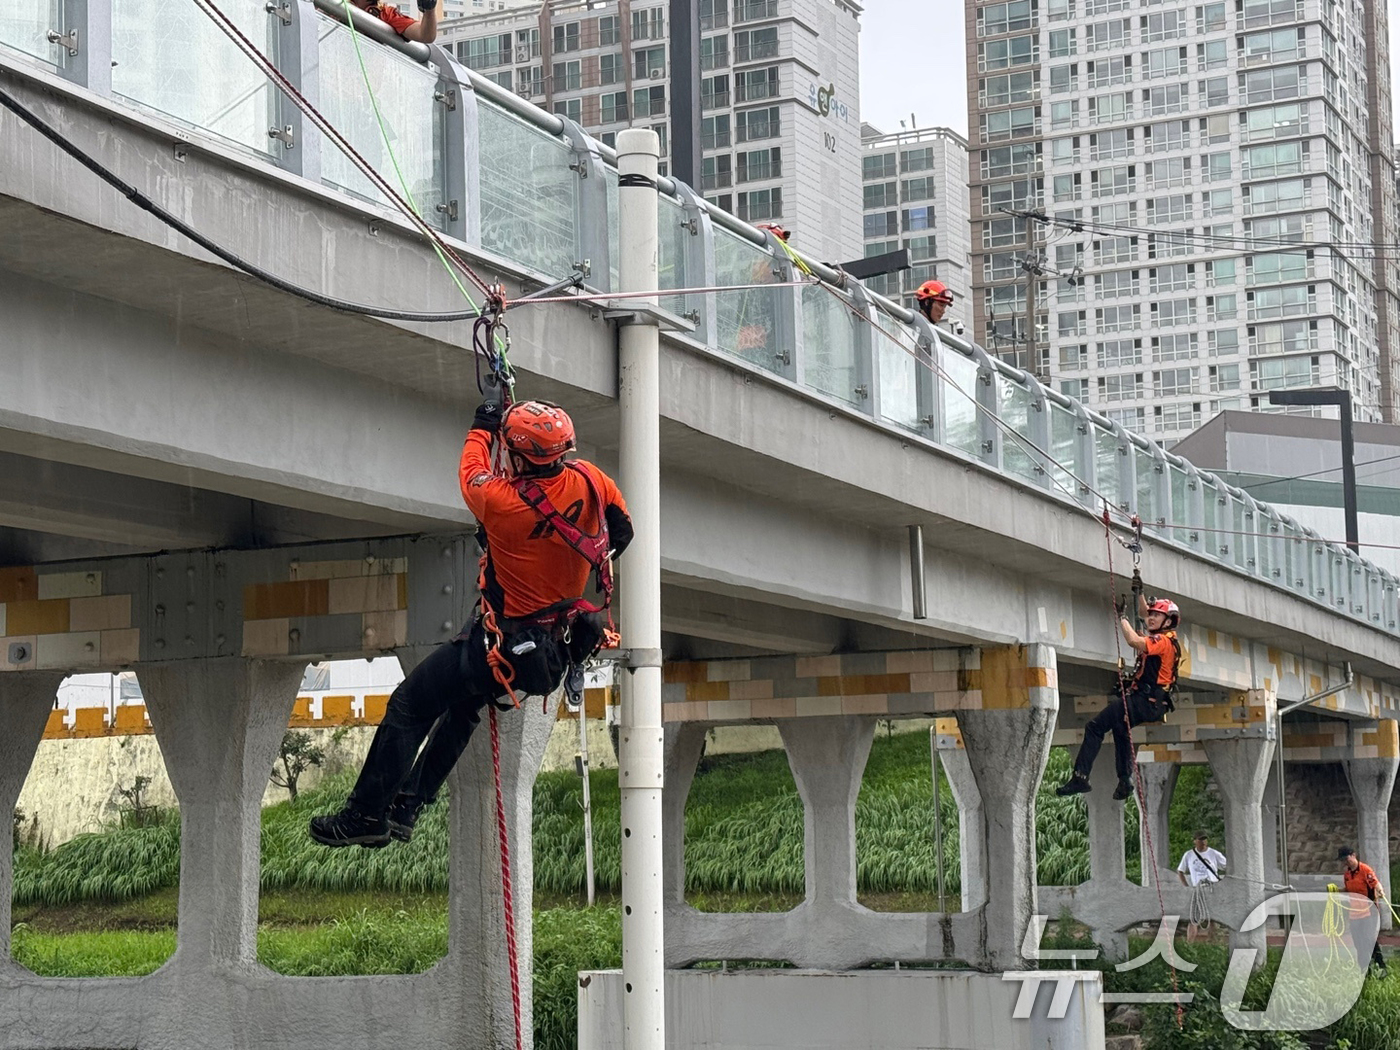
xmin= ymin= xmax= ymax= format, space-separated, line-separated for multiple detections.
xmin=1056 ymin=574 xmax=1183 ymax=802
xmin=310 ymin=396 xmax=633 ymax=847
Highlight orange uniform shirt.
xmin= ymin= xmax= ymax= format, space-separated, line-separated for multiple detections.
xmin=459 ymin=429 xmax=628 ymax=620
xmin=1132 ymin=631 xmax=1179 ymax=688
xmin=363 ymin=2 xmax=416 ymax=36
xmin=1344 ymin=861 xmax=1381 ymax=918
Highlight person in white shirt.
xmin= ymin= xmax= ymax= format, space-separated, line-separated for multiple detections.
xmin=1177 ymin=832 xmax=1227 ymax=941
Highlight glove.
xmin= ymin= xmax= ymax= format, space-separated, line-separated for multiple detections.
xmin=473 ymin=400 xmax=503 ymax=432
xmin=1115 ymin=594 xmax=1129 ymax=619
xmin=416 ymin=0 xmax=437 ymax=11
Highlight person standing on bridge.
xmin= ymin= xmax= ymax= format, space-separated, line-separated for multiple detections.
xmin=915 ymin=279 xmax=963 ymax=335
xmin=1056 ymin=586 xmax=1182 ymax=802
xmin=1339 ymin=846 xmax=1390 ymax=975
xmin=349 ymin=0 xmax=439 ymax=43
xmin=311 ymin=399 xmax=632 ymax=847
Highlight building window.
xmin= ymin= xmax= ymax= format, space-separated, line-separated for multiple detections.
xmin=1249 ymin=320 xmax=1317 ymax=355
xmin=635 ymin=47 xmax=666 ymax=79
xmin=863 ymin=152 xmax=896 ymax=181
xmin=701 ymin=74 xmax=730 ymax=109
xmin=1209 ymin=329 xmax=1240 ymax=356
xmin=1209 ymin=364 xmax=1241 ymax=391
xmin=864 ymin=211 xmax=897 ymax=238
xmin=464 ymin=34 xmax=511 ymax=69
xmin=552 ymin=60 xmax=581 ymax=92
xmin=701 ymin=155 xmax=732 ymax=191
xmin=737 ymin=106 xmax=780 ymax=142
xmin=484 ymin=70 xmax=512 ymax=90
xmin=1147 ymin=194 xmax=1191 ymax=224
xmin=1097 ymin=337 xmax=1141 ymax=367
xmin=1089 ymin=56 xmax=1131 ymax=87
xmin=1060 ymin=343 xmax=1088 ymax=369
xmin=1153 ymin=298 xmax=1197 ymax=327
xmin=1146 ymin=84 xmax=1187 ymax=115
xmin=737 ymin=146 xmax=781 ymax=182
xmin=736 ymin=66 xmax=780 ymax=102
xmin=702 ymin=114 xmax=731 ymax=149
xmin=1097 ymin=304 xmax=1140 ymax=332
xmin=902 ymin=176 xmax=936 ymax=201
xmin=738 ymin=187 xmax=782 ymax=220
xmin=1208 ymin=293 xmax=1238 ymax=321
xmin=907 ymin=235 xmax=937 ymax=261
xmin=1198 ymin=39 xmax=1227 ymax=70
xmin=516 ymin=27 xmax=540 ymax=59
xmin=633 ymin=85 xmax=666 ymax=118
xmin=632 ymin=7 xmax=665 ymax=40
xmin=601 ymin=91 xmax=628 ymax=124
xmin=1149 ymin=263 xmax=1191 ymax=294
xmin=734 ymin=0 xmax=778 ymax=22
xmin=1094 ymin=235 xmax=1135 ymax=264
xmin=978 ymin=0 xmax=1035 ymax=36
xmin=1198 ymin=2 xmax=1227 ymax=32
xmin=1084 ymin=18 xmax=1128 ymax=52
xmin=864 ymin=182 xmax=897 ymax=209
xmin=1250 ymin=355 xmax=1320 ymax=391
xmin=552 ymin=22 xmax=579 ymax=53
xmin=600 ymin=52 xmax=624 ymax=86
xmin=596 ymin=15 xmax=621 ymax=46
xmin=983 ymin=106 xmax=1038 ymax=142
xmin=1145 ymin=119 xmax=1190 ymax=153
xmin=1100 ymin=372 xmax=1145 ymax=401
xmin=901 ymin=147 xmax=935 ymax=173
xmin=983 ymin=71 xmax=1039 ymax=107
xmin=553 ymin=98 xmax=582 ymax=122
xmin=1048 ymin=29 xmax=1076 ymax=57
xmin=1062 ymin=379 xmax=1090 ymax=399
xmin=516 ymin=65 xmax=543 ymax=96
xmin=1248 ymin=250 xmax=1311 ymax=286
xmin=1242 ymin=65 xmax=1305 ymax=104
xmin=1097 ymin=268 xmax=1138 ymax=298
xmin=981 ymin=143 xmax=1040 ymax=179
xmin=1143 ymin=9 xmax=1186 ymax=41
xmin=1155 ymin=367 xmax=1196 ymax=396
xmin=1153 ymin=332 xmax=1198 ymax=361
xmin=700 ymin=0 xmax=729 ymax=31
xmin=700 ymin=35 xmax=729 ymax=71
xmin=1155 ymin=403 xmax=1202 ymax=433
xmin=985 ymin=215 xmax=1029 ymax=248
xmin=980 ymin=34 xmax=1037 ymax=71
xmin=903 ymin=206 xmax=935 ymax=232
xmin=734 ymin=27 xmax=779 ymax=62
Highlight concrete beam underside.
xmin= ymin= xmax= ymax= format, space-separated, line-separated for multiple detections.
xmin=0 ymin=661 xmax=555 ymax=1050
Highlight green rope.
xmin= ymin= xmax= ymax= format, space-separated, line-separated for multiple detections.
xmin=339 ymin=1 xmax=481 ymax=312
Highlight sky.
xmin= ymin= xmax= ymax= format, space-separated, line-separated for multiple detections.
xmin=859 ymin=2 xmax=1400 ymax=138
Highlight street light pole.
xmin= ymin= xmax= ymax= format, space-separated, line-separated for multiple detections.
xmin=1267 ymin=387 xmax=1358 ymax=551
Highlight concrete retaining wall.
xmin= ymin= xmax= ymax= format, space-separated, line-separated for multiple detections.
xmin=577 ymin=969 xmax=1105 ymax=1050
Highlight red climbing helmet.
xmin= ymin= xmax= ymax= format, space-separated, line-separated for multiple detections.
xmin=1147 ymin=598 xmax=1180 ymax=628
xmin=915 ymin=279 xmax=954 ymax=305
xmin=501 ymin=401 xmax=576 ymax=465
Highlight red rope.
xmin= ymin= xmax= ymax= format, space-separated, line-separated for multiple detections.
xmin=489 ymin=706 xmax=525 ymax=1050
xmin=1103 ymin=504 xmax=1183 ymax=1026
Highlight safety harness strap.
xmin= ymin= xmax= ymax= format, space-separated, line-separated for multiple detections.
xmin=511 ymin=463 xmax=614 ymax=614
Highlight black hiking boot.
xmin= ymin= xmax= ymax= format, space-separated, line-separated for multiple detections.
xmin=387 ymin=795 xmax=426 ymax=843
xmin=1112 ymin=778 xmax=1134 ymax=801
xmin=309 ymin=807 xmax=390 ymax=848
xmin=1055 ymin=773 xmax=1091 ymax=796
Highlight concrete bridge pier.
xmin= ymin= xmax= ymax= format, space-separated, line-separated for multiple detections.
xmin=1343 ymin=721 xmax=1399 ymax=929
xmin=1136 ymin=762 xmax=1178 ymax=888
xmin=955 ymin=645 xmax=1059 ymax=971
xmin=0 ymin=671 xmax=65 ymax=970
xmin=1204 ymin=731 xmax=1276 ymax=960
xmin=937 ymin=743 xmax=987 ymax=913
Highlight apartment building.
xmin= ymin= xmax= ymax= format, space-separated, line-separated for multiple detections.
xmin=965 ymin=0 xmax=1400 ymax=442
xmin=440 ymin=0 xmax=865 ymax=261
xmin=860 ymin=123 xmax=972 ymax=316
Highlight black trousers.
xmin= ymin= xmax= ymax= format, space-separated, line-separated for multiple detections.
xmin=1072 ymin=687 xmax=1167 ymax=781
xmin=1351 ymin=909 xmax=1387 ymax=971
xmin=346 ymin=620 xmax=567 ymax=817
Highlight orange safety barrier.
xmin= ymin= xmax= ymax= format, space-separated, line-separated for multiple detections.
xmin=319 ymin=695 xmax=353 ymax=722
xmin=71 ymin=708 xmax=107 ymax=738
xmin=113 ymin=705 xmax=150 ymax=734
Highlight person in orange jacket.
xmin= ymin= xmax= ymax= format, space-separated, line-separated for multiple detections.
xmin=1340 ymin=846 xmax=1390 ymax=975
xmin=348 ymin=0 xmax=439 ymax=43
xmin=311 ymin=400 xmax=632 ymax=847
xmin=1057 ymin=590 xmax=1182 ymax=801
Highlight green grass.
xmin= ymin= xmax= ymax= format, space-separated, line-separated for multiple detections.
xmin=10 ymin=926 xmax=176 ymax=977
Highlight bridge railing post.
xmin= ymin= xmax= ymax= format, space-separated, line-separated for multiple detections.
xmin=1102 ymin=420 xmax=1136 ymax=517
xmin=1071 ymin=402 xmax=1099 ymax=513
xmin=56 ymin=0 xmax=112 ymax=96
xmin=760 ymin=229 xmax=799 ymax=384
xmin=849 ymin=281 xmax=878 ymax=420
xmin=909 ymin=315 xmax=943 ymax=444
xmin=1022 ymin=370 xmax=1053 ymax=492
xmin=560 ymin=116 xmax=610 ymax=290
xmin=668 ymin=178 xmax=718 ymax=347
xmin=271 ymin=1 xmax=323 ymax=184
xmin=965 ymin=343 xmax=1003 ymax=472
xmin=427 ymin=46 xmax=482 ymax=247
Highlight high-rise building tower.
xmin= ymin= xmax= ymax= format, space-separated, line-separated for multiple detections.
xmin=440 ymin=0 xmax=865 ymax=262
xmin=859 ymin=123 xmax=972 ymax=316
xmin=966 ymin=0 xmax=1400 ymax=441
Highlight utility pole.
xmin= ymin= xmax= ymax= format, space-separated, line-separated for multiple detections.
xmin=1021 ymin=211 xmax=1043 ymax=375
xmin=1268 ymin=387 xmax=1359 ymax=551
xmin=616 ymin=127 xmax=666 ymax=1050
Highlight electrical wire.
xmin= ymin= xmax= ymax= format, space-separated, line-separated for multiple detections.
xmin=1239 ymin=451 xmax=1400 ymax=491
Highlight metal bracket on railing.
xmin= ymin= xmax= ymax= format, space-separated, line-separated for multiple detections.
xmin=46 ymin=28 xmax=79 ymax=56
xmin=265 ymin=1 xmax=293 ymax=25
xmin=268 ymin=125 xmax=295 ymax=149
xmin=434 ymin=88 xmax=458 ymax=111
xmin=854 ymin=384 xmax=869 ymax=400
xmin=436 ymin=200 xmax=459 ymax=221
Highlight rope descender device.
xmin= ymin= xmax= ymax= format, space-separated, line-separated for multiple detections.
xmin=473 ymin=282 xmax=515 ymax=400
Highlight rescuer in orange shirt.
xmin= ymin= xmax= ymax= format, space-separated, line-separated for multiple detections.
xmin=348 ymin=0 xmax=439 ymax=43
xmin=311 ymin=400 xmax=632 ymax=848
xmin=1057 ymin=586 xmax=1182 ymax=802
xmin=1340 ymin=846 xmax=1390 ymax=975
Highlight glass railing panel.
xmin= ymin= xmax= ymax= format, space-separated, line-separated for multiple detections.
xmin=800 ymin=284 xmax=860 ymax=406
xmin=1095 ymin=425 xmax=1124 ymax=511
xmin=112 ymin=0 xmax=276 ymax=158
xmin=314 ymin=16 xmax=444 ymax=226
xmin=1225 ymin=492 xmax=1250 ymax=571
xmin=940 ymin=346 xmax=981 ymax=458
xmin=1133 ymin=446 xmax=1159 ymax=527
xmin=658 ymin=195 xmax=690 ymax=318
xmin=999 ymin=377 xmax=1038 ymax=483
xmin=874 ymin=316 xmax=921 ymax=432
xmin=1307 ymin=535 xmax=1329 ymax=603
xmin=1168 ymin=465 xmax=1194 ymax=546
xmin=1200 ymin=480 xmax=1222 ymax=562
xmin=1282 ymin=520 xmax=1310 ymax=596
xmin=1256 ymin=511 xmax=1284 ymax=585
xmin=1048 ymin=402 xmax=1081 ymax=499
xmin=478 ymin=100 xmax=578 ymax=274
xmin=1 ymin=0 xmax=61 ymax=66
xmin=713 ymin=228 xmax=783 ymax=373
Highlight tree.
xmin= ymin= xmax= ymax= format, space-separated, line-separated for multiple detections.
xmin=116 ymin=775 xmax=160 ymax=829
xmin=270 ymin=731 xmax=324 ymax=803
